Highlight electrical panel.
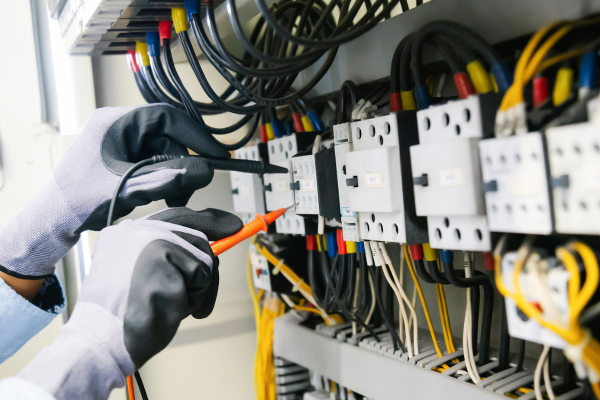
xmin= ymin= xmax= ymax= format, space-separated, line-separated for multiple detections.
xmin=230 ymin=144 xmax=267 ymax=217
xmin=411 ymin=95 xmax=500 ymax=251
xmin=479 ymin=132 xmax=553 ymax=235
xmin=546 ymin=120 xmax=600 ymax=234
xmin=343 ymin=113 xmax=426 ymax=244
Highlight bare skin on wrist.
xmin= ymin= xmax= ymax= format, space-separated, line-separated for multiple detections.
xmin=0 ymin=271 xmax=45 ymax=302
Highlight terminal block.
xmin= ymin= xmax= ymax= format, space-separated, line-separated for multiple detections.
xmin=479 ymin=132 xmax=553 ymax=235
xmin=263 ymin=134 xmax=317 ymax=235
xmin=546 ymin=120 xmax=600 ymax=234
xmin=230 ymin=144 xmax=267 ymax=218
xmin=411 ymin=94 xmax=501 ymax=251
xmin=344 ymin=113 xmax=426 ymax=244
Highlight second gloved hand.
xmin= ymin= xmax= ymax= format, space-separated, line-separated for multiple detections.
xmin=0 ymin=104 xmax=230 ymax=279
xmin=16 ymin=207 xmax=242 ymax=400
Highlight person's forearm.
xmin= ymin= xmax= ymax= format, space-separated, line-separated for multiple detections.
xmin=0 ymin=271 xmax=44 ymax=301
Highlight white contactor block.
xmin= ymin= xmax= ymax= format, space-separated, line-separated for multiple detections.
xmin=411 ymin=96 xmax=493 ymax=251
xmin=547 ymin=121 xmax=600 ymax=234
xmin=230 ymin=145 xmax=266 ymax=215
xmin=345 ymin=114 xmax=408 ymax=243
xmin=263 ymin=136 xmax=298 ymax=212
xmin=291 ymin=155 xmax=319 ymax=215
xmin=479 ymin=132 xmax=553 ymax=234
xmin=274 ymin=211 xmax=308 ymax=235
xmin=333 ymin=122 xmax=360 ymax=241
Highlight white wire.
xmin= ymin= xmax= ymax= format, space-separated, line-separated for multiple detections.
xmin=399 ymin=249 xmax=405 ymax=342
xmin=463 ymin=288 xmax=481 ymax=383
xmin=543 ymin=349 xmax=556 ymax=400
xmin=535 ymin=345 xmax=552 ymax=400
xmin=362 ymin=273 xmax=377 ymax=332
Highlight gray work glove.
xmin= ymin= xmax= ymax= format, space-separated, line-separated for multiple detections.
xmin=17 ymin=207 xmax=243 ymax=400
xmin=0 ymin=104 xmax=230 ymax=279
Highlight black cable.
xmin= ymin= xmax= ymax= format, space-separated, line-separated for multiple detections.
xmin=134 ymin=371 xmax=149 ymax=400
xmin=443 ymin=261 xmax=493 ymax=367
xmin=140 ymin=66 xmax=186 ymax=111
xmin=498 ymin=301 xmax=511 ymax=371
xmin=133 ymin=71 xmax=160 ymax=104
xmin=218 ymin=114 xmax=260 ymax=151
xmin=515 ymin=339 xmax=526 ymax=372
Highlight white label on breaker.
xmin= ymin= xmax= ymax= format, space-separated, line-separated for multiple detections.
xmin=275 ymin=180 xmax=287 ymax=192
xmin=301 ymin=179 xmax=316 ymax=191
xmin=341 ymin=207 xmax=355 ymax=217
xmin=365 ymin=173 xmax=383 ymax=188
xmin=240 ymin=186 xmax=250 ymax=196
xmin=439 ymin=168 xmax=464 ymax=187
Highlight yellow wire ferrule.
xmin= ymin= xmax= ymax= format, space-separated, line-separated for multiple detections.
xmin=553 ymin=67 xmax=574 ymax=106
xmin=265 ymin=123 xmax=275 ymax=140
xmin=301 ymin=115 xmax=314 ymax=132
xmin=171 ymin=8 xmax=188 ymax=33
xmin=400 ymin=90 xmax=416 ymax=110
xmin=422 ymin=243 xmax=437 ymax=262
xmin=466 ymin=60 xmax=493 ymax=94
xmin=135 ymin=42 xmax=150 ymax=67
xmin=345 ymin=241 xmax=357 ymax=254
xmin=490 ymin=72 xmax=499 ymax=93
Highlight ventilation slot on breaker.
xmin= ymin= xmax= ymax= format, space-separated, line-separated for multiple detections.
xmin=344 ymin=113 xmax=426 ymax=244
xmin=411 ymin=94 xmax=501 ymax=251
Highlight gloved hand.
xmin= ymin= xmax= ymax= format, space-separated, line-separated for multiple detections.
xmin=0 ymin=104 xmax=230 ymax=279
xmin=16 ymin=207 xmax=242 ymax=400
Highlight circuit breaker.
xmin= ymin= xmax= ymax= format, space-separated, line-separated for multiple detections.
xmin=263 ymin=134 xmax=317 ymax=235
xmin=230 ymin=144 xmax=267 ymax=224
xmin=291 ymin=154 xmax=320 ymax=215
xmin=479 ymin=132 xmax=553 ymax=235
xmin=411 ymin=95 xmax=500 ymax=251
xmin=546 ymin=120 xmax=600 ymax=234
xmin=333 ymin=122 xmax=359 ymax=241
xmin=344 ymin=113 xmax=426 ymax=244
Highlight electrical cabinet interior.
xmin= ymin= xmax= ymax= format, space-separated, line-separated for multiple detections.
xmin=411 ymin=95 xmax=500 ymax=252
xmin=479 ymin=132 xmax=553 ymax=235
xmin=344 ymin=113 xmax=426 ymax=244
xmin=546 ymin=120 xmax=600 ymax=234
xmin=230 ymin=144 xmax=267 ymax=224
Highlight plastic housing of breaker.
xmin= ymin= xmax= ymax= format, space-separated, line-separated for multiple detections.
xmin=546 ymin=121 xmax=600 ymax=234
xmin=303 ymin=391 xmax=329 ymax=400
xmin=411 ymin=95 xmax=501 ymax=251
xmin=291 ymin=154 xmax=319 ymax=215
xmin=479 ymin=132 xmax=553 ymax=234
xmin=333 ymin=133 xmax=360 ymax=240
xmin=230 ymin=144 xmax=267 ymax=215
xmin=501 ymin=252 xmax=566 ymax=348
xmin=250 ymin=245 xmax=272 ymax=291
xmin=344 ymin=113 xmax=426 ymax=244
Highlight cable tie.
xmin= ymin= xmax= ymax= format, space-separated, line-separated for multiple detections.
xmin=292 ymin=279 xmax=304 ymax=292
xmin=272 ymin=259 xmax=285 ymax=275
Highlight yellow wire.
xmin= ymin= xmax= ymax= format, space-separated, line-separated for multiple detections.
xmin=403 ymin=245 xmax=443 ymax=358
xmin=436 ymin=257 xmax=456 ymax=354
xmin=592 ymin=382 xmax=600 ymax=399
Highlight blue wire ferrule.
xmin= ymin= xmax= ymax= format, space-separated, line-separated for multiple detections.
xmin=284 ymin=119 xmax=294 ymax=136
xmin=356 ymin=242 xmax=365 ymax=253
xmin=146 ymin=32 xmax=161 ymax=57
xmin=326 ymin=232 xmax=337 ymax=258
xmin=439 ymin=250 xmax=454 ymax=264
xmin=307 ymin=110 xmax=325 ymax=131
xmin=414 ymin=85 xmax=431 ymax=110
xmin=491 ymin=61 xmax=512 ymax=93
xmin=184 ymin=0 xmax=201 ymax=20
xmin=271 ymin=118 xmax=284 ymax=138
xmin=579 ymin=51 xmax=597 ymax=90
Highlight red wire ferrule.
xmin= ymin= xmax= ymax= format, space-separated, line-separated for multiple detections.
xmin=260 ymin=125 xmax=268 ymax=142
xmin=533 ymin=76 xmax=549 ymax=108
xmin=292 ymin=113 xmax=304 ymax=132
xmin=408 ymin=244 xmax=424 ymax=261
xmin=336 ymin=230 xmax=347 ymax=255
xmin=159 ymin=21 xmax=172 ymax=45
xmin=483 ymin=252 xmax=494 ymax=271
xmin=126 ymin=50 xmax=140 ymax=73
xmin=453 ymin=72 xmax=476 ymax=99
xmin=306 ymin=235 xmax=317 ymax=251
xmin=389 ymin=93 xmax=402 ymax=113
